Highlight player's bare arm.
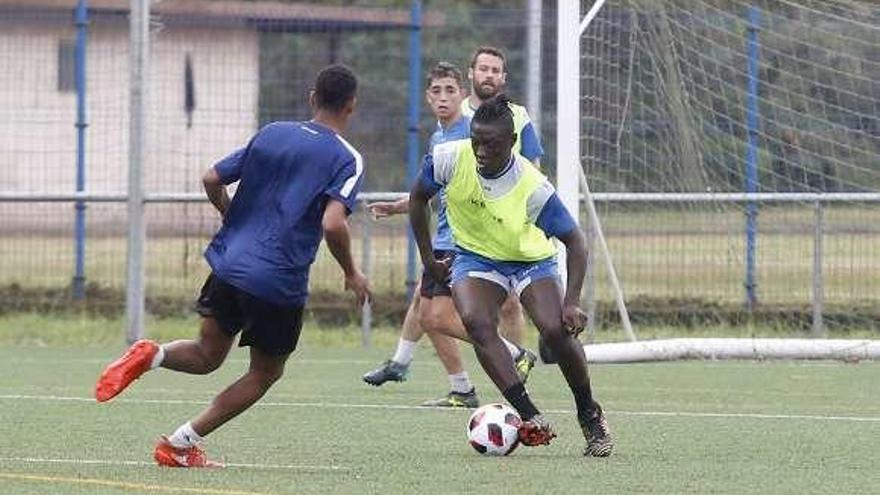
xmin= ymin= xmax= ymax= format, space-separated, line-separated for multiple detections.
xmin=202 ymin=167 xmax=230 ymax=216
xmin=367 ymin=196 xmax=409 ymax=219
xmin=556 ymin=227 xmax=589 ymax=335
xmin=409 ymin=180 xmax=447 ymax=283
xmin=323 ymin=198 xmax=371 ymax=305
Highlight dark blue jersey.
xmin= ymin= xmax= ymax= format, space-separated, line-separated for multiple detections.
xmin=205 ymin=121 xmax=364 ymax=306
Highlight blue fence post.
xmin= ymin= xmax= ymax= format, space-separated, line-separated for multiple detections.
xmin=73 ymin=0 xmax=88 ymax=300
xmin=744 ymin=5 xmax=761 ymax=310
xmin=405 ymin=0 xmax=422 ymax=300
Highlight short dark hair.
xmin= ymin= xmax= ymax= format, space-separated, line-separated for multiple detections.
xmin=469 ymin=46 xmax=506 ymax=70
xmin=473 ymin=93 xmax=513 ymax=134
xmin=314 ymin=64 xmax=357 ymax=112
xmin=426 ymin=61 xmax=463 ymax=88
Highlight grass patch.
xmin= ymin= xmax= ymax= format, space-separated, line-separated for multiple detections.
xmin=1 ymin=312 xmax=877 ymax=349
xmin=0 ymin=344 xmax=877 ymax=494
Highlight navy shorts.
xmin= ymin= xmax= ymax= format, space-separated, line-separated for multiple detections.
xmin=194 ymin=274 xmax=304 ymax=356
xmin=419 ymin=250 xmax=455 ymax=299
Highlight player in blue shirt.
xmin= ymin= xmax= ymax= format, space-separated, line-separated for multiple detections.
xmin=362 ymin=63 xmax=536 ymax=407
xmin=94 ymin=65 xmax=370 ymax=467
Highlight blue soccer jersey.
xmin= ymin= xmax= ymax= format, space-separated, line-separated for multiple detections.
xmin=427 ymin=115 xmax=470 ymax=251
xmin=205 ymin=121 xmax=364 ymax=306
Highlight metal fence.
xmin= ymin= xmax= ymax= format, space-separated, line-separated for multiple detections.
xmin=1 ymin=0 xmax=878 ymax=339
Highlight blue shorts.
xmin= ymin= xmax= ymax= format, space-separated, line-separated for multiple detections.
xmin=451 ymin=250 xmax=560 ymax=296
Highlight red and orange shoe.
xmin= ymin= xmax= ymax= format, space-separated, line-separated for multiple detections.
xmin=153 ymin=436 xmax=223 ymax=468
xmin=518 ymin=414 xmax=557 ymax=447
xmin=94 ymin=339 xmax=159 ymax=402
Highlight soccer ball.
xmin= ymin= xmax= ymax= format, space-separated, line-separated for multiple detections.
xmin=466 ymin=403 xmax=522 ymax=456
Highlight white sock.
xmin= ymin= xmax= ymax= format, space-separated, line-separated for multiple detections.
xmin=168 ymin=422 xmax=203 ymax=448
xmin=449 ymin=371 xmax=473 ymax=394
xmin=500 ymin=337 xmax=520 ymax=359
xmin=150 ymin=345 xmax=166 ymax=370
xmin=391 ymin=338 xmax=418 ymax=366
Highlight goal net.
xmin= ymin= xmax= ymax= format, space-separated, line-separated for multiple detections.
xmin=577 ymin=0 xmax=880 ymax=342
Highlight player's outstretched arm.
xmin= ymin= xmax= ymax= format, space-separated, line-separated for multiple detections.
xmin=202 ymin=167 xmax=231 ymax=216
xmin=367 ymin=197 xmax=409 ymax=220
xmin=323 ymin=199 xmax=371 ymax=305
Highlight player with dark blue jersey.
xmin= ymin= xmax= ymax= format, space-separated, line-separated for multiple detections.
xmin=205 ymin=119 xmax=364 ymax=307
xmin=95 ymin=65 xmax=369 ymax=468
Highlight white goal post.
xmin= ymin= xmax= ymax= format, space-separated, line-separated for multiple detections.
xmin=558 ymin=0 xmax=879 ymax=362
xmin=558 ymin=0 xmax=636 ymax=342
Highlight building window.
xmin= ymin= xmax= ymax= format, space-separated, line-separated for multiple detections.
xmin=58 ymin=40 xmax=76 ymax=92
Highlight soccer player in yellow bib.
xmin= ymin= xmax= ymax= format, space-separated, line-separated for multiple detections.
xmin=409 ymin=95 xmax=613 ymax=456
xmin=462 ymin=46 xmax=543 ymax=356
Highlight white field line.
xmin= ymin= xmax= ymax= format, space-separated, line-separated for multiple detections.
xmin=0 ymin=457 xmax=347 ymax=472
xmin=2 ymin=356 xmax=870 ymax=367
xmin=7 ymin=384 xmax=863 ymax=403
xmin=0 ymin=357 xmax=410 ymax=366
xmin=1 ymin=393 xmax=878 ymax=423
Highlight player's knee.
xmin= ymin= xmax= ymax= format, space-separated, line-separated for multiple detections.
xmin=419 ymin=308 xmax=446 ymax=335
xmin=264 ymin=367 xmax=284 ymax=385
xmin=459 ymin=316 xmax=496 ymax=347
xmin=459 ymin=309 xmax=491 ymax=331
xmin=251 ymin=366 xmax=284 ymax=389
xmin=468 ymin=329 xmax=496 ymax=349
xmin=418 ymin=311 xmax=437 ymax=333
xmin=538 ymin=325 xmax=568 ymax=348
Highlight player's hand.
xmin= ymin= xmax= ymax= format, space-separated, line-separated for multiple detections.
xmin=367 ymin=201 xmax=400 ymax=220
xmin=562 ymin=303 xmax=587 ymax=336
xmin=425 ymin=255 xmax=452 ymax=285
xmin=344 ymin=269 xmax=372 ymax=306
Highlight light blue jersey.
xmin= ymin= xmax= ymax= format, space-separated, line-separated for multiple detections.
xmin=427 ymin=115 xmax=470 ymax=251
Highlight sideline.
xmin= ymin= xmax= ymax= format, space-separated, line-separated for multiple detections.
xmin=0 ymin=472 xmax=292 ymax=495
xmin=0 ymin=456 xmax=348 ymax=472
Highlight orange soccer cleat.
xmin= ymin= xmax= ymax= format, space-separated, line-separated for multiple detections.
xmin=153 ymin=436 xmax=224 ymax=468
xmin=94 ymin=339 xmax=159 ymax=402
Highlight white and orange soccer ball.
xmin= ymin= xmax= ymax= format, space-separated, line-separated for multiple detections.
xmin=466 ymin=403 xmax=522 ymax=456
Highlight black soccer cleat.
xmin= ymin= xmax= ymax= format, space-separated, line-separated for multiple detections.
xmin=579 ymin=402 xmax=614 ymax=457
xmin=362 ymin=360 xmax=409 ymax=386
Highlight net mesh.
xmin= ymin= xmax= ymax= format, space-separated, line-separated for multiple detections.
xmin=580 ymin=0 xmax=880 ymax=334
